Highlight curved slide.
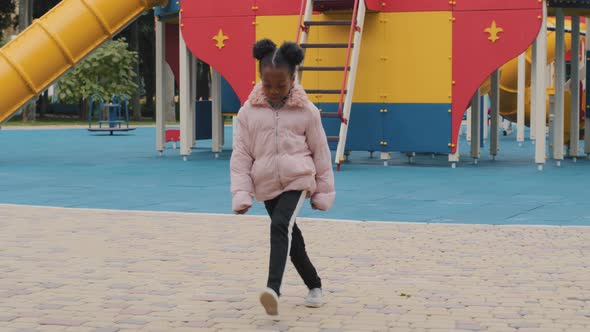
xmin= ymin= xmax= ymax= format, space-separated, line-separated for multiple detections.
xmin=482 ymin=19 xmax=582 ymax=139
xmin=0 ymin=0 xmax=167 ymax=124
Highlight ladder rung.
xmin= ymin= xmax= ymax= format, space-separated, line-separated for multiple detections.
xmin=303 ymin=20 xmax=353 ymax=26
xmin=313 ymin=0 xmax=356 ymax=11
xmin=321 ymin=112 xmax=341 ymax=118
xmin=306 ymin=89 xmax=346 ymax=94
xmin=327 ymin=136 xmax=340 ymax=142
xmin=300 ymin=43 xmax=352 ymax=49
xmin=299 ymin=66 xmax=350 ymax=71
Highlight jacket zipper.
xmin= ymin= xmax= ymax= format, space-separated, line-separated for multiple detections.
xmin=275 ymin=109 xmax=283 ymax=189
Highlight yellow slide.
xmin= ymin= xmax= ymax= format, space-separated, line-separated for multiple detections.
xmin=0 ymin=0 xmax=167 ymax=124
xmin=482 ymin=19 xmax=582 ymax=140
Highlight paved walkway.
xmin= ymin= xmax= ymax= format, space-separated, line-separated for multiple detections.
xmin=1 ymin=204 xmax=590 ymax=331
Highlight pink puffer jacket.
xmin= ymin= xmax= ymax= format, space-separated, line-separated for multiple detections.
xmin=230 ymin=82 xmax=335 ymax=212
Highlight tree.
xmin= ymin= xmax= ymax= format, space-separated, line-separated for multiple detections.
xmin=0 ymin=0 xmax=16 ymax=41
xmin=56 ymin=38 xmax=139 ymax=118
xmin=118 ymin=11 xmax=156 ymax=119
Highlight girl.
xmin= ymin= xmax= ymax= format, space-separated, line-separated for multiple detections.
xmin=230 ymin=39 xmax=335 ymax=316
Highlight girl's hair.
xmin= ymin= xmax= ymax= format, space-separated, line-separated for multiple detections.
xmin=253 ymin=39 xmax=304 ymax=76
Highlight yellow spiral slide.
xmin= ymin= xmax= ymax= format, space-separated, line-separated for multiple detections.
xmin=482 ymin=19 xmax=583 ymax=140
xmin=0 ymin=0 xmax=167 ymax=124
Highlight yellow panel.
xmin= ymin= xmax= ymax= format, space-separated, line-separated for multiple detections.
xmin=382 ymin=11 xmax=452 ymax=104
xmin=256 ymin=11 xmax=452 ymax=104
xmin=352 ymin=12 xmax=385 ymax=103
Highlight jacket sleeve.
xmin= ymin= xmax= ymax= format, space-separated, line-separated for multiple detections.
xmin=230 ymin=109 xmax=254 ymax=212
xmin=305 ymin=103 xmax=335 ymax=211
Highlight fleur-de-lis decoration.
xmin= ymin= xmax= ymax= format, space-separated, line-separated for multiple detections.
xmin=212 ymin=29 xmax=229 ymax=49
xmin=484 ymin=21 xmax=503 ymax=43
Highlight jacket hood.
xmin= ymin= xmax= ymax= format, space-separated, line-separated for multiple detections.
xmin=247 ymin=82 xmax=309 ymax=109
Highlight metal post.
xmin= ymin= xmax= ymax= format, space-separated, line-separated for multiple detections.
xmin=179 ymin=25 xmax=192 ymax=160
xmin=517 ymin=53 xmax=526 ymax=145
xmin=466 ymin=107 xmax=472 ymax=142
xmin=18 ymin=0 xmax=32 ymax=32
xmin=483 ymin=95 xmax=489 ymax=141
xmin=554 ymin=9 xmax=565 ymax=164
xmin=211 ymin=68 xmax=223 ymax=155
xmin=490 ymin=70 xmax=500 ymax=159
xmin=529 ymin=40 xmax=538 ymax=144
xmin=448 ymin=139 xmax=459 ymax=168
xmin=533 ymin=2 xmax=547 ymax=170
xmin=155 ymin=19 xmax=166 ymax=154
xmin=585 ymin=18 xmax=590 ymax=155
xmin=470 ymin=90 xmax=481 ymax=164
xmin=190 ymin=55 xmax=197 ymax=148
xmin=570 ymin=16 xmax=581 ymax=160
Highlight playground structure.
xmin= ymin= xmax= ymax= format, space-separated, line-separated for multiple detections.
xmin=153 ymin=0 xmax=590 ymax=169
xmin=87 ymin=94 xmax=136 ymax=135
xmin=1 ymin=0 xmax=590 ymax=169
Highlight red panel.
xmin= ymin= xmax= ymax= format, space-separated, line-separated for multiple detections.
xmin=453 ymin=0 xmax=540 ymax=11
xmin=182 ymin=0 xmax=256 ymax=18
xmin=182 ymin=16 xmax=256 ymax=104
xmin=165 ymin=23 xmax=179 ymax=86
xmin=451 ymin=9 xmax=542 ymax=153
xmin=254 ymin=0 xmax=301 ymax=16
xmin=365 ymin=0 xmax=451 ymax=12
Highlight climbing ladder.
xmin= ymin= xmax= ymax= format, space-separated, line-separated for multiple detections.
xmin=296 ymin=0 xmax=367 ymax=171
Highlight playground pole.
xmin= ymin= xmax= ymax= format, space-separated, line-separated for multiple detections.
xmin=553 ymin=9 xmax=565 ymax=165
xmin=569 ymin=16 xmax=581 ymax=160
xmin=190 ymin=56 xmax=197 ymax=148
xmin=466 ymin=108 xmax=472 ymax=142
xmin=155 ymin=18 xmax=166 ymax=154
xmin=533 ymin=1 xmax=548 ymax=170
xmin=212 ymin=68 xmax=223 ymax=155
xmin=517 ymin=53 xmax=526 ymax=146
xmin=585 ymin=18 xmax=590 ymax=155
xmin=490 ymin=70 xmax=500 ymax=159
xmin=529 ymin=40 xmax=538 ymax=144
xmin=470 ymin=90 xmax=481 ymax=164
xmin=179 ymin=24 xmax=193 ymax=160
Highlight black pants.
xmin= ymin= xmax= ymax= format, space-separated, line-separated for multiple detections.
xmin=264 ymin=190 xmax=321 ymax=296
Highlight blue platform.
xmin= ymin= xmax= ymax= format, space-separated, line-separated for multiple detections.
xmin=1 ymin=126 xmax=590 ymax=225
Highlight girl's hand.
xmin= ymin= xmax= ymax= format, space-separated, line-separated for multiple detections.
xmin=235 ymin=207 xmax=250 ymax=215
xmin=311 ymin=202 xmax=319 ymax=210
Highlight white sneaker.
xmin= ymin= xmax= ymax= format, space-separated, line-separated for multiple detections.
xmin=304 ymin=288 xmax=323 ymax=308
xmin=259 ymin=288 xmax=279 ymax=315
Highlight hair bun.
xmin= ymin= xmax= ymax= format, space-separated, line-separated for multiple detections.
xmin=253 ymin=39 xmax=277 ymax=60
xmin=279 ymin=42 xmax=304 ymax=66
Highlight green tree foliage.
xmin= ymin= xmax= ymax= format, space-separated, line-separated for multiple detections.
xmin=0 ymin=0 xmax=16 ymax=40
xmin=56 ymin=38 xmax=138 ymax=104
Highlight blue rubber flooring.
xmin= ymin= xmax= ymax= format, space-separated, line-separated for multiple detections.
xmin=1 ymin=126 xmax=590 ymax=225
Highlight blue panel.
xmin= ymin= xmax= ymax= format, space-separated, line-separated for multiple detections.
xmin=154 ymin=1 xmax=180 ymax=18
xmin=315 ymin=102 xmax=451 ymax=153
xmin=383 ymin=103 xmax=452 ymax=153
xmin=195 ymin=100 xmax=212 ymax=140
xmin=316 ymin=103 xmax=382 ymax=151
xmin=346 ymin=104 xmax=383 ymax=151
xmin=221 ymin=77 xmax=242 ymax=114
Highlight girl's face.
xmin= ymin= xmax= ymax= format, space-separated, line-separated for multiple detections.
xmin=260 ymin=65 xmax=294 ymax=105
